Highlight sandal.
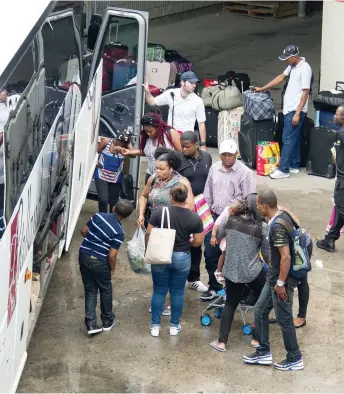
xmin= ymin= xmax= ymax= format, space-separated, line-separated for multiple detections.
xmin=210 ymin=341 xmax=226 ymax=352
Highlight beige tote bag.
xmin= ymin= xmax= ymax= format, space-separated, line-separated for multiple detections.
xmin=144 ymin=206 xmax=176 ymax=265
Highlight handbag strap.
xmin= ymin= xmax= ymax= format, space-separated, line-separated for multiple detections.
xmin=161 ymin=206 xmax=171 ymax=229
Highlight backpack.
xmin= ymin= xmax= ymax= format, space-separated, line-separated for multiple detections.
xmin=281 ymin=70 xmax=314 ymax=110
xmin=273 ymin=217 xmax=313 ymax=279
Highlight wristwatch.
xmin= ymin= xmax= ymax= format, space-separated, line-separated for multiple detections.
xmin=200 ymin=141 xmax=206 ymax=147
xmin=276 ymin=279 xmax=285 ymax=287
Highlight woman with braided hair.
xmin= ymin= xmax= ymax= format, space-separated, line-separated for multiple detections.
xmin=121 ymin=113 xmax=182 ymax=184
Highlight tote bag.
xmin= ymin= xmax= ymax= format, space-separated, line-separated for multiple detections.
xmin=144 ymin=206 xmax=176 ymax=264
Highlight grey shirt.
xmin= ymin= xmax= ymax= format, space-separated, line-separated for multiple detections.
xmin=217 ymin=216 xmax=270 ymax=284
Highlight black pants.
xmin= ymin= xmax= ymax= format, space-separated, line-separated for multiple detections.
xmin=95 ymin=178 xmax=121 ymax=213
xmin=326 ymin=179 xmax=344 ymax=242
xmin=218 ymin=268 xmax=266 ymax=344
xmin=79 ymin=252 xmax=115 ymax=328
xmin=0 ymin=182 xmax=4 ymax=211
xmin=297 ymin=274 xmax=309 ymax=319
xmin=204 ymin=214 xmax=222 ymax=292
xmin=188 ymin=246 xmax=202 ymax=282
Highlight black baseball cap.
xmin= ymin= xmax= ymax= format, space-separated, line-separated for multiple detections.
xmin=279 ymin=45 xmax=299 ymax=61
xmin=180 ymin=71 xmax=200 ymax=83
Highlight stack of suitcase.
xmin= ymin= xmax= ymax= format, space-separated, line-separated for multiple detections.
xmin=203 ymin=71 xmax=251 ymax=148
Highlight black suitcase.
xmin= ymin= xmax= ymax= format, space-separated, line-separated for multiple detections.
xmin=307 ymin=126 xmax=336 ymax=178
xmin=239 ymin=113 xmax=275 ymax=169
xmin=276 ymin=113 xmax=314 ymax=168
xmin=218 ymin=71 xmax=250 ymax=93
xmin=205 ymin=108 xmax=219 ymax=148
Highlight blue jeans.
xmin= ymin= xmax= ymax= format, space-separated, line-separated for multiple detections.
xmin=151 ymin=252 xmax=191 ymax=327
xmin=79 ymin=252 xmax=115 ymax=328
xmin=254 ymin=280 xmax=301 ymax=362
xmin=204 ymin=214 xmax=222 ymax=292
xmin=279 ymin=111 xmax=306 ymax=173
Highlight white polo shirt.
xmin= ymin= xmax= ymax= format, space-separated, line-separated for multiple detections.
xmin=283 ymin=57 xmax=312 ymax=115
xmin=154 ymin=88 xmax=206 ymax=132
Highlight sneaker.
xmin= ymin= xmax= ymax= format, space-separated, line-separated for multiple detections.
xmin=187 ymin=280 xmax=208 ymax=292
xmin=87 ymin=324 xmax=103 ymax=335
xmin=269 ymin=169 xmax=290 ymax=179
xmin=274 ymin=357 xmax=304 ymax=371
xmin=148 ymin=305 xmax=171 ymax=316
xmin=200 ymin=290 xmax=218 ymax=301
xmin=290 ymin=168 xmax=300 ymax=174
xmin=103 ymin=321 xmax=116 ymax=332
xmin=316 ymin=239 xmax=335 ymax=253
xmin=243 ymin=351 xmax=273 ymax=365
xmin=169 ymin=325 xmax=181 ymax=336
xmin=150 ymin=325 xmax=161 ymax=337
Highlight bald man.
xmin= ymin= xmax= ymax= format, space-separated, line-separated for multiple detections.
xmin=317 ymin=106 xmax=344 ymax=252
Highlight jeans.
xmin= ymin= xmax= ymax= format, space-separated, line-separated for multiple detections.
xmin=254 ymin=280 xmax=301 ymax=362
xmin=279 ymin=111 xmax=306 ymax=173
xmin=327 ymin=179 xmax=344 ymax=242
xmin=204 ymin=220 xmax=222 ymax=292
xmin=151 ymin=252 xmax=191 ymax=327
xmin=188 ymin=246 xmax=202 ymax=282
xmin=79 ymin=252 xmax=115 ymax=327
xmin=218 ymin=268 xmax=266 ymax=344
xmin=95 ymin=178 xmax=121 ymax=213
xmin=297 ymin=274 xmax=309 ymax=319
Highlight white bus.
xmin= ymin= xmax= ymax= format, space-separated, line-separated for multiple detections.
xmin=0 ymin=1 xmax=148 ymax=392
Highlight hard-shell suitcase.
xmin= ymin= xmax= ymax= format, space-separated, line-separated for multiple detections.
xmin=276 ymin=113 xmax=314 ymax=168
xmin=112 ymin=61 xmax=137 ymax=90
xmin=146 ymin=61 xmax=177 ymax=90
xmin=218 ymin=71 xmax=251 ymax=93
xmin=217 ymin=107 xmax=244 ymax=147
xmin=307 ymin=126 xmax=336 ymax=179
xmin=205 ymin=108 xmax=219 ymax=148
xmin=238 ymin=113 xmax=275 ymax=169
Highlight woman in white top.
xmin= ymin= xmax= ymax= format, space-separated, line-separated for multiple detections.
xmin=121 ymin=113 xmax=182 ymax=184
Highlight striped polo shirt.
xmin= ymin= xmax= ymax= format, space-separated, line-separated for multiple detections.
xmin=80 ymin=212 xmax=124 ymax=262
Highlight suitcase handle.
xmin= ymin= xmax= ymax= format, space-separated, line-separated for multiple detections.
xmin=336 ymin=81 xmax=344 ymax=91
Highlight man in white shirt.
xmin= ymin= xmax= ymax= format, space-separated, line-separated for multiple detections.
xmin=253 ymin=45 xmax=312 ymax=179
xmin=144 ymin=71 xmax=207 ymax=150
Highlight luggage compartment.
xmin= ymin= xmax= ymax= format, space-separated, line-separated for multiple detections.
xmin=238 ymin=113 xmax=275 ymax=169
xmin=307 ymin=126 xmax=336 ymax=178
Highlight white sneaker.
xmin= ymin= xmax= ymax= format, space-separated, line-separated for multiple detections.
xmin=150 ymin=325 xmax=160 ymax=337
xmin=269 ymin=169 xmax=290 ymax=179
xmin=169 ymin=325 xmax=181 ymax=336
xmin=187 ymin=281 xmax=208 ymax=292
xmin=290 ymin=168 xmax=300 ymax=174
xmin=149 ymin=305 xmax=171 ymax=316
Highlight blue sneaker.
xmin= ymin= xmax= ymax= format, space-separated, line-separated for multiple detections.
xmin=274 ymin=357 xmax=304 ymax=371
xmin=243 ymin=351 xmax=273 ymax=365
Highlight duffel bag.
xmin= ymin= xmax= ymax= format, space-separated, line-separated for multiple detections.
xmin=243 ymin=90 xmax=275 ymax=121
xmin=202 ymin=83 xmax=242 ymax=111
xmin=313 ymin=90 xmax=344 ymax=112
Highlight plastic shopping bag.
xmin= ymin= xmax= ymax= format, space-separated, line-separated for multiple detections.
xmin=256 ymin=141 xmax=280 ymax=176
xmin=127 ymin=227 xmax=151 ymax=274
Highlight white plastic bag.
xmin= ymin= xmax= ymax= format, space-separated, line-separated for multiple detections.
xmin=127 ymin=227 xmax=151 ymax=274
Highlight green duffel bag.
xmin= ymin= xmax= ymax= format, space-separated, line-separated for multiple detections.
xmin=147 ymin=43 xmax=166 ymax=62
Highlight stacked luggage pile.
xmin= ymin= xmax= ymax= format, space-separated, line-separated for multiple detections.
xmin=308 ymin=82 xmax=344 ymax=178
xmin=201 ymin=71 xmax=250 ymax=149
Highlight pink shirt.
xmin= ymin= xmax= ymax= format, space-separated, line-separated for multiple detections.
xmin=203 ymin=160 xmax=256 ymax=216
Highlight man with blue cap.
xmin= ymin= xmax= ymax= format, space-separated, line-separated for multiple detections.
xmin=144 ymin=71 xmax=207 ymax=150
xmin=252 ymin=45 xmax=313 ymax=179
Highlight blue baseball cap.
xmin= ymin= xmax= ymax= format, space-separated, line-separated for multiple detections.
xmin=180 ymin=71 xmax=199 ymax=83
xmin=279 ymin=45 xmax=299 ymax=61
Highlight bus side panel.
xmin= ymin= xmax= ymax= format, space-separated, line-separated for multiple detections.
xmin=10 ymin=247 xmax=33 ymax=393
xmin=65 ymin=61 xmax=103 ymax=251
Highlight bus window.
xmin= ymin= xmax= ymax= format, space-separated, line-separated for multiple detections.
xmin=98 ymin=16 xmax=139 ymax=93
xmin=42 ymin=15 xmax=81 ymax=90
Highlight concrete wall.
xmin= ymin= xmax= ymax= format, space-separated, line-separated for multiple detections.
xmin=320 ymin=0 xmax=344 ymax=91
xmin=86 ymin=1 xmax=221 ymax=24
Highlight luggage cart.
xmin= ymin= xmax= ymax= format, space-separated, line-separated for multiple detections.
xmin=200 ymin=288 xmax=254 ymax=335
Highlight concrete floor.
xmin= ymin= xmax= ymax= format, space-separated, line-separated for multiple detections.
xmin=18 ymin=9 xmax=344 ymax=394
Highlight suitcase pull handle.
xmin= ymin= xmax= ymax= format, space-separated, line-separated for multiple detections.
xmin=336 ymin=81 xmax=344 ymax=91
